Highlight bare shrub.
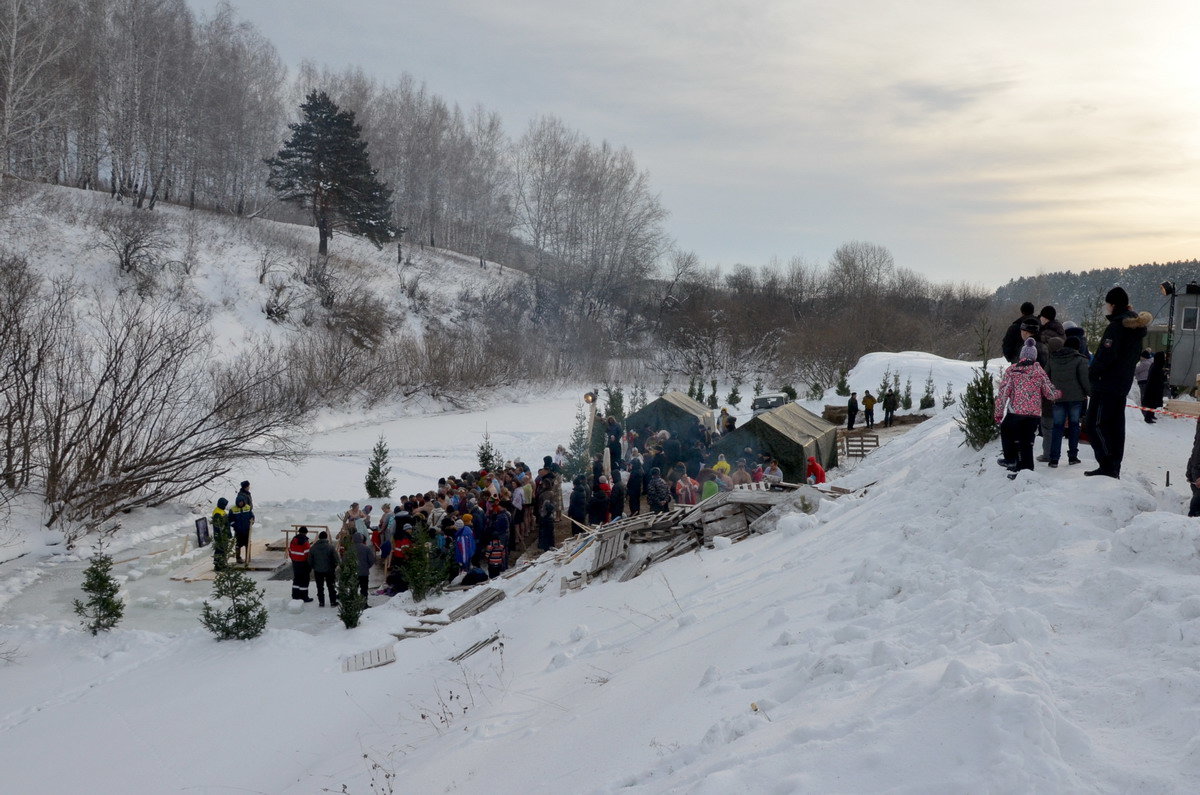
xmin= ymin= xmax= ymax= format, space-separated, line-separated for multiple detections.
xmin=95 ymin=205 xmax=168 ymax=277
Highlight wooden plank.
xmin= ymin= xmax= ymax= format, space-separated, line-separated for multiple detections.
xmin=342 ymin=644 xmax=397 ymax=673
xmin=515 ymin=570 xmax=549 ymax=596
xmin=448 ymin=588 xmax=506 ymax=621
xmin=450 ymin=633 xmax=501 ymax=663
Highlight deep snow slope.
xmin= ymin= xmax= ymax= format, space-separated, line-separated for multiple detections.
xmin=3 ymin=374 xmax=1200 ymax=792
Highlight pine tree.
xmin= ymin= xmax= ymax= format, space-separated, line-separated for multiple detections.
xmin=365 ymin=433 xmax=395 ymax=498
xmin=201 ymin=569 xmax=268 ymax=641
xmin=901 ymin=377 xmax=913 ymax=410
xmin=834 ymin=369 xmax=851 ymax=397
xmin=603 ymin=383 xmax=625 ymax=423
xmin=564 ymin=402 xmax=591 ymax=481
xmin=877 ymin=366 xmax=893 ymax=404
xmin=806 ymin=382 xmax=824 ymax=400
xmin=780 ymin=383 xmax=798 ymax=401
xmin=707 ymin=379 xmax=719 ymax=409
xmin=942 ymin=382 xmax=957 ymax=408
xmin=265 ymin=91 xmax=394 ymax=255
xmin=477 ymin=429 xmax=502 ymax=472
xmin=337 ymin=535 xmax=366 ymax=629
xmin=402 ymin=524 xmax=442 ymax=603
xmin=957 ymin=365 xmax=998 ymax=450
xmin=919 ymin=370 xmax=936 ymax=410
xmin=726 ymin=382 xmax=742 ymax=408
xmin=687 ymin=376 xmax=698 ymax=401
xmin=74 ymin=544 xmax=124 ymax=636
xmin=659 ymin=374 xmax=670 ymax=397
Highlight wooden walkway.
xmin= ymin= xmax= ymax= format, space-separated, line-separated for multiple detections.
xmin=169 ymin=539 xmax=282 ymax=582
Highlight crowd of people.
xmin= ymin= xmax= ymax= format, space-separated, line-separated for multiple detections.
xmin=993 ymin=288 xmax=1153 ymax=480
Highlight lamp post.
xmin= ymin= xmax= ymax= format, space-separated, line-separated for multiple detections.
xmin=1161 ymin=281 xmax=1177 ymax=369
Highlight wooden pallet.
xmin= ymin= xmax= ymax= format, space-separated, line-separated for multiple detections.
xmin=842 ymin=432 xmax=881 ymax=459
xmin=342 ymin=644 xmax=396 ymax=673
xmin=588 ymin=529 xmax=630 ymax=577
xmin=447 ymin=587 xmax=506 ymax=621
xmin=620 ymin=532 xmax=701 ymax=581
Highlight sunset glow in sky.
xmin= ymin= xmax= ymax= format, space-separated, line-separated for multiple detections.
xmin=197 ymin=0 xmax=1200 ymax=286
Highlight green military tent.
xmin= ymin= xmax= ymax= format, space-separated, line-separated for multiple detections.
xmin=714 ymin=402 xmax=838 ymax=482
xmin=624 ymin=391 xmax=711 ymax=443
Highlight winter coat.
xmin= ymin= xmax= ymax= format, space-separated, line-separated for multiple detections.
xmin=1046 ymin=348 xmax=1090 ymax=403
xmin=210 ymin=507 xmax=230 ymax=538
xmin=994 ymin=361 xmax=1061 ymax=421
xmin=882 ymin=392 xmax=899 ymax=411
xmin=862 ymin=394 xmax=877 ymax=410
xmin=288 ymin=535 xmax=311 ymax=563
xmin=674 ymin=476 xmax=699 ymax=505
xmin=1040 ymin=319 xmax=1066 ymax=353
xmin=236 ymin=487 xmax=253 ymax=509
xmin=1089 ymin=310 xmax=1152 ymax=397
xmin=1143 ymin=352 xmax=1167 ymax=409
xmin=454 ymin=526 xmax=476 ymax=568
xmin=1186 ymin=421 xmax=1200 ymax=486
xmin=229 ymin=504 xmax=254 ymax=534
xmin=701 ymin=480 xmax=719 ymax=500
xmin=1135 ymin=356 xmax=1152 ymax=384
xmin=847 ymin=396 xmax=859 ymax=415
xmin=353 ymin=534 xmax=376 ymax=575
xmin=806 ymin=457 xmax=827 ymax=484
xmin=568 ymin=482 xmax=589 ymax=522
xmin=647 ymin=475 xmax=672 ymax=510
xmin=587 ymin=490 xmax=610 ymax=524
xmin=309 ymin=538 xmax=338 ymax=573
xmin=1002 ymin=314 xmax=1037 ymax=363
xmin=608 ymin=480 xmax=625 ymax=519
xmin=489 ymin=510 xmax=511 ymax=547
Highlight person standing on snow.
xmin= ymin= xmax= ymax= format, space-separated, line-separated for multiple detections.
xmin=862 ymin=391 xmax=876 ymax=428
xmin=228 ymin=496 xmax=254 ymax=565
xmin=1045 ymin=336 xmax=1090 ymax=466
xmin=846 ymin=392 xmax=859 ymax=430
xmin=882 ymin=390 xmax=899 ymax=427
xmin=309 ymin=530 xmax=339 ymax=608
xmin=288 ymin=526 xmax=314 ymax=602
xmin=352 ymin=532 xmax=375 ymax=599
xmin=236 ymin=480 xmax=253 ymax=509
xmin=995 ymin=339 xmax=1061 ymax=478
xmin=1002 ymin=301 xmax=1038 ymax=363
xmin=1085 ymin=286 xmax=1151 ymax=478
xmin=647 ymin=467 xmax=672 ymax=513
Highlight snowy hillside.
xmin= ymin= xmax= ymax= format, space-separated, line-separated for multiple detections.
xmin=2 ymin=351 xmax=1199 ymax=792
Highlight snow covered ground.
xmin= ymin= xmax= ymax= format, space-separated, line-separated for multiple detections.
xmin=3 ymin=352 xmax=1200 ymax=793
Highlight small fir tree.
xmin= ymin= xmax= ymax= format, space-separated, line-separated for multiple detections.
xmin=877 ymin=366 xmax=893 ymax=404
xmin=658 ymin=374 xmax=670 ymax=397
xmin=726 ymin=382 xmax=742 ymax=408
xmin=942 ymin=381 xmax=957 ymax=408
xmin=337 ymin=535 xmax=366 ymax=628
xmin=708 ymin=379 xmax=719 ymax=409
xmin=402 ymin=524 xmax=442 ymax=603
xmin=891 ymin=371 xmax=901 ymax=397
xmin=365 ymin=433 xmax=395 ymax=498
xmin=957 ymin=325 xmax=999 ymax=450
xmin=834 ymin=369 xmax=851 ymax=397
xmin=686 ymin=376 xmax=697 ymax=401
xmin=919 ymin=370 xmax=936 ymax=410
xmin=74 ymin=543 xmax=124 ymax=636
xmin=477 ymin=429 xmax=502 ymax=472
xmin=201 ymin=569 xmax=268 ymax=641
xmin=780 ymin=383 xmax=798 ymax=401
xmin=603 ymin=383 xmax=626 ymax=423
xmin=564 ymin=402 xmax=591 ymax=481
xmin=753 ymin=377 xmax=764 ymax=397
xmin=806 ymin=382 xmax=825 ymax=401
xmin=901 ymin=377 xmax=913 ymax=410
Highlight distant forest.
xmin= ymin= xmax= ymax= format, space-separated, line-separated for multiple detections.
xmin=993 ymin=260 xmax=1200 ymax=327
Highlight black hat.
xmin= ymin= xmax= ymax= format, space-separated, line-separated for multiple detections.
xmin=543 ymin=455 xmax=553 ymax=467
xmin=317 ymin=530 xmax=328 ymax=539
xmin=650 ymin=467 xmax=661 ymax=476
xmin=297 ymin=526 xmax=308 ymax=535
xmin=1039 ymin=306 xmax=1056 ymax=321
xmin=216 ymin=497 xmax=228 ymax=509
xmin=1105 ymin=287 xmax=1129 ymax=308
xmin=240 ymin=480 xmax=250 ymax=488
xmin=1064 ymin=336 xmax=1082 ymax=352
xmin=1020 ymin=301 xmax=1035 ymax=315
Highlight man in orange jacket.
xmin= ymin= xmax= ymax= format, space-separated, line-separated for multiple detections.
xmin=289 ymin=526 xmax=313 ymax=602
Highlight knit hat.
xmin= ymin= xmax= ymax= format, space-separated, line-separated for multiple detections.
xmin=317 ymin=530 xmax=328 ymax=539
xmin=216 ymin=497 xmax=228 ymax=509
xmin=1039 ymin=306 xmax=1056 ymax=321
xmin=1062 ymin=320 xmax=1079 ymax=330
xmin=1020 ymin=319 xmax=1040 ymax=333
xmin=1019 ymin=339 xmax=1038 ymax=361
xmin=454 ymin=519 xmax=464 ymax=529
xmin=297 ymin=526 xmax=308 ymax=535
xmin=1105 ymin=286 xmax=1129 ymax=308
xmin=1064 ymin=336 xmax=1082 ymax=353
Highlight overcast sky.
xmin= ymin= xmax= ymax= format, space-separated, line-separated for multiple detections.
xmin=195 ymin=1 xmax=1200 ymax=288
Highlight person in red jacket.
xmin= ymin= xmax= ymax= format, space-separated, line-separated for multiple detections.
xmin=288 ymin=526 xmax=313 ymax=602
xmin=805 ymin=456 xmax=827 ymax=485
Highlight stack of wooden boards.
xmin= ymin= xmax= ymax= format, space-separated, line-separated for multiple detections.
xmin=390 ymin=587 xmax=506 ymax=641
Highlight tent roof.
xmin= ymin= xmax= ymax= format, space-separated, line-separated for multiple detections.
xmin=751 ymin=402 xmax=836 ymax=440
xmin=626 ymin=391 xmax=710 ymax=426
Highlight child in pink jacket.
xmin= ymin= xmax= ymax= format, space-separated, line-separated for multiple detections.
xmin=995 ymin=339 xmax=1062 ymax=478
